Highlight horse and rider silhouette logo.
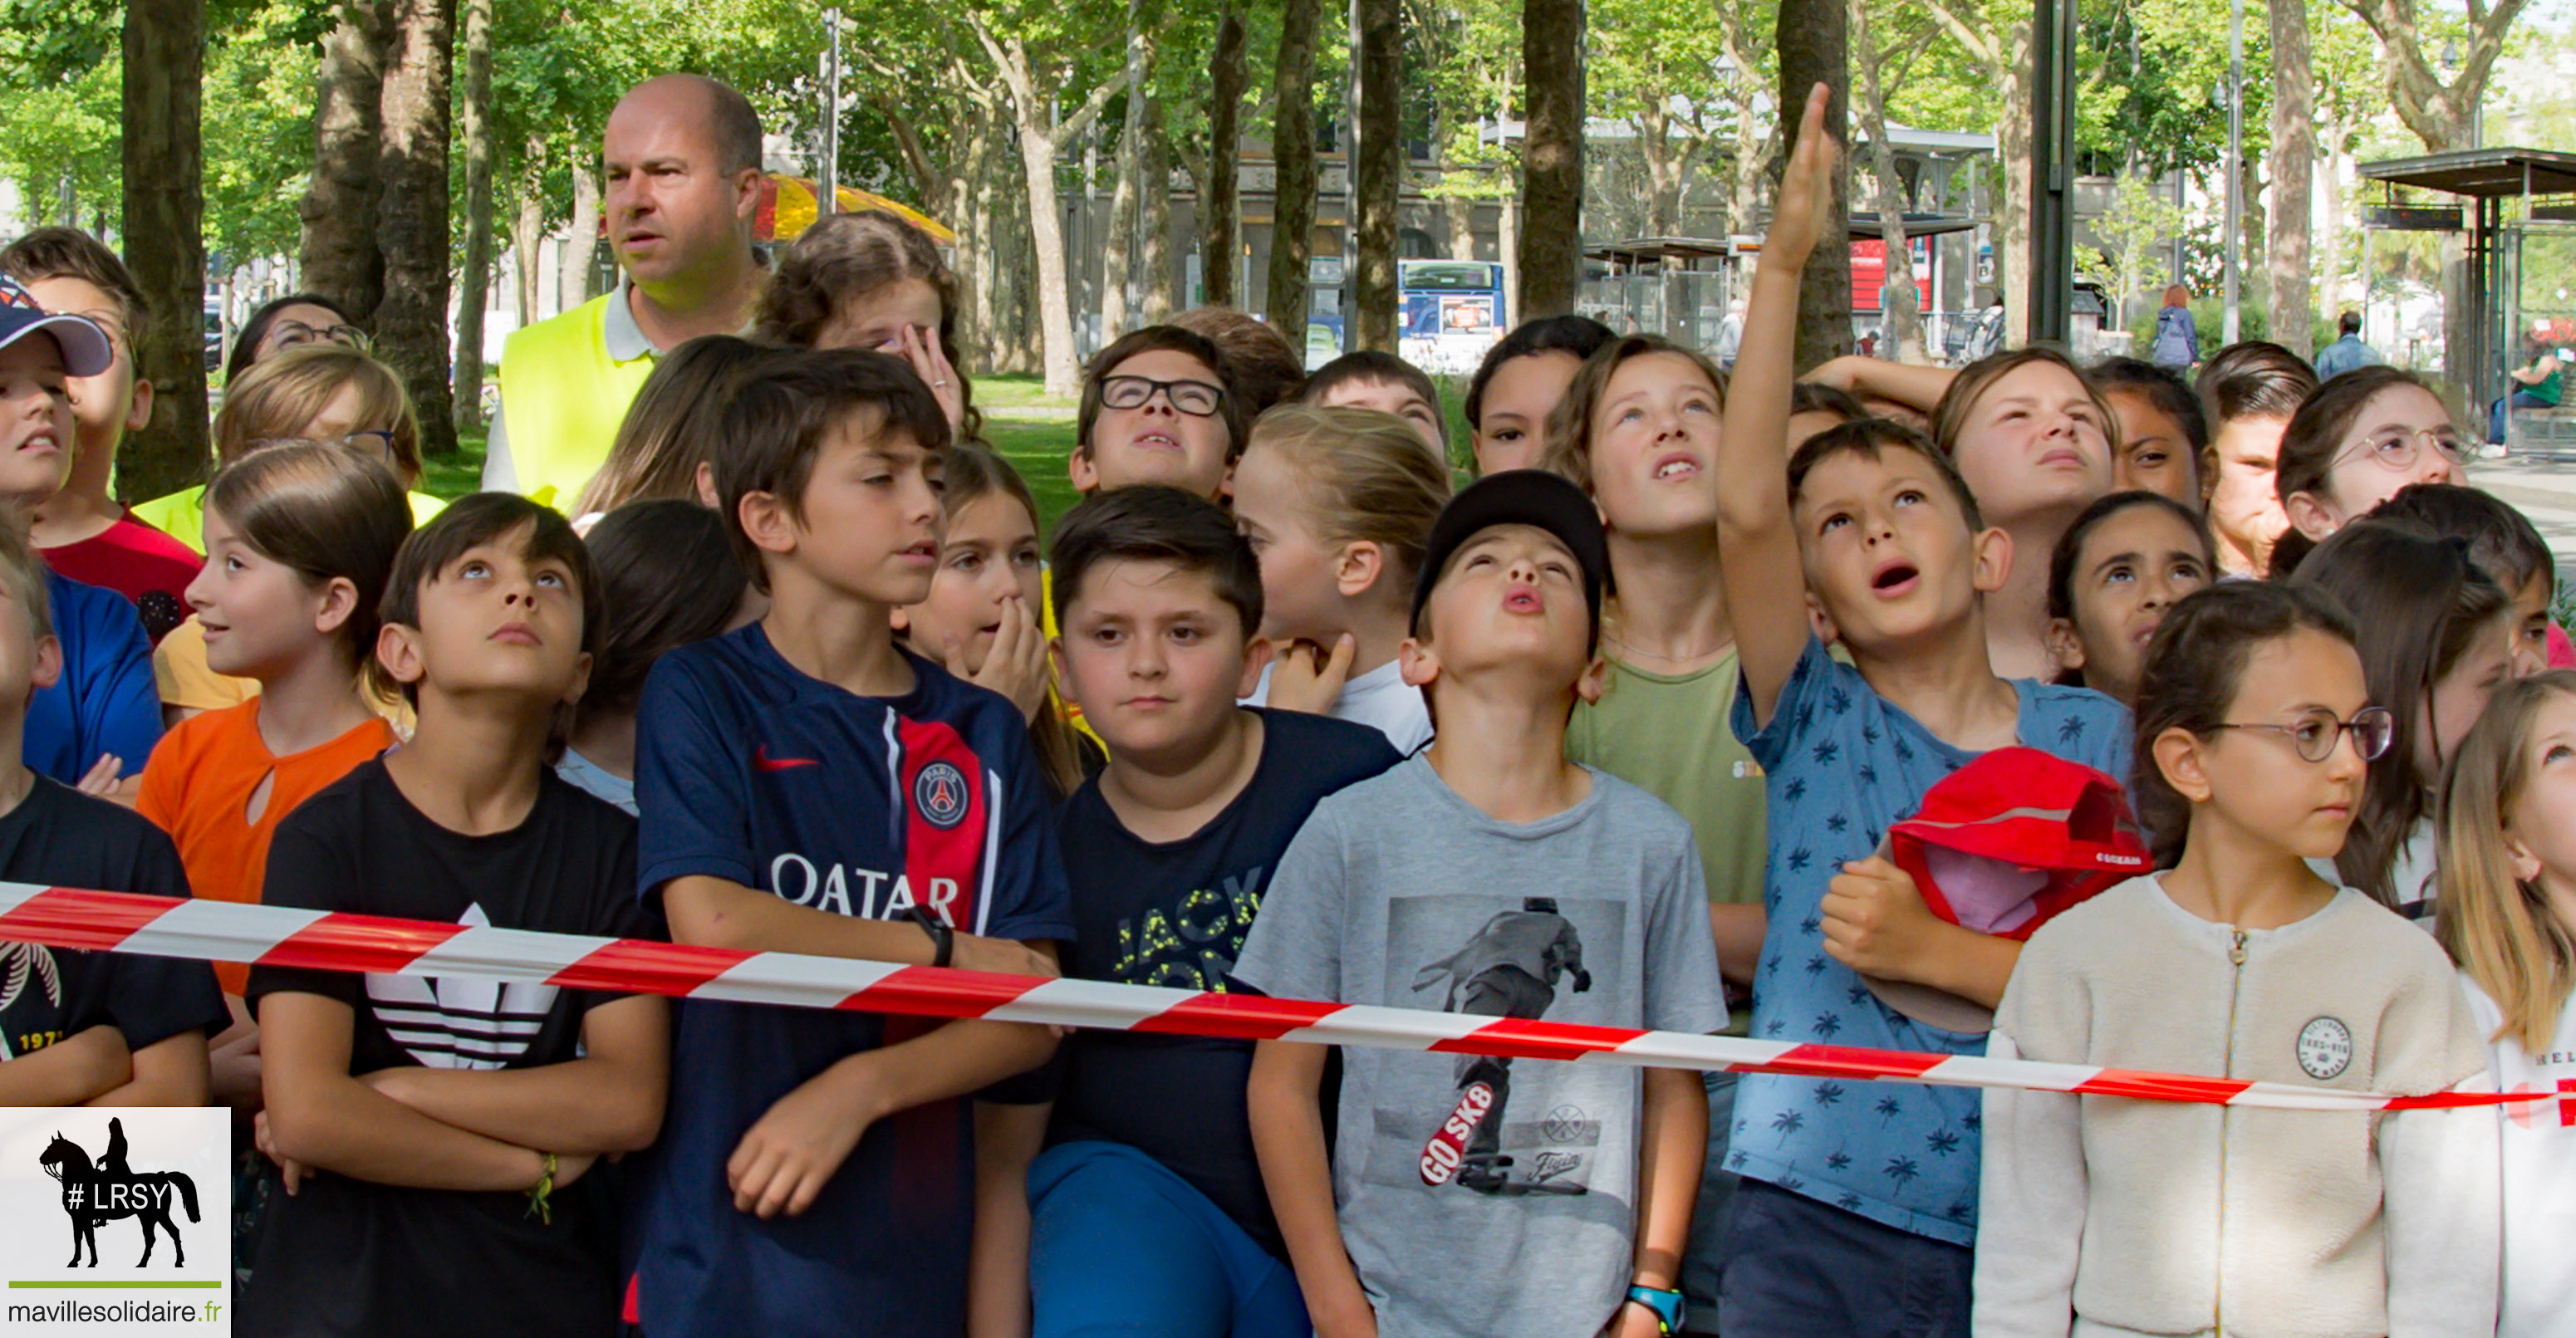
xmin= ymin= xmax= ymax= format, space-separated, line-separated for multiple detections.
xmin=37 ymin=1118 xmax=200 ymax=1268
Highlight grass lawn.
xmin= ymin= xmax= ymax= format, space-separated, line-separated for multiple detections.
xmin=425 ymin=418 xmax=1089 ymax=532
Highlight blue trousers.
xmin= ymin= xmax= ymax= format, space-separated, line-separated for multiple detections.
xmin=1029 ymin=1141 xmax=1312 ymax=1338
xmin=1679 ymin=1071 xmax=1742 ymax=1333
xmin=1716 ymin=1179 xmax=1971 ymax=1338
xmin=2491 ymin=390 xmax=2555 ymax=443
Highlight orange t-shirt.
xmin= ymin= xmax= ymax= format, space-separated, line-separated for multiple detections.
xmin=137 ymin=700 xmax=395 ymax=992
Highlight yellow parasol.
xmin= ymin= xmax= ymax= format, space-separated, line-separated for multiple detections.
xmin=759 ymin=174 xmax=955 ymax=245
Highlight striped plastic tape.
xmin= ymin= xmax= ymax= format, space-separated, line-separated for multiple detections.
xmin=0 ymin=882 xmax=2548 ymax=1115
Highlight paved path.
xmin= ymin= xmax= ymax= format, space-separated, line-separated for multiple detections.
xmin=2471 ymin=454 xmax=2576 ymax=576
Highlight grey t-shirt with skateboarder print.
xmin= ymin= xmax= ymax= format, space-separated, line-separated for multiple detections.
xmin=1232 ymin=754 xmax=1728 ymax=1338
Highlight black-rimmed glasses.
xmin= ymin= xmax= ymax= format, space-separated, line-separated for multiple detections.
xmin=1099 ymin=375 xmax=1225 ymax=417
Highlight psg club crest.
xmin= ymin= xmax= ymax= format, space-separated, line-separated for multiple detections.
xmin=914 ymin=761 xmax=970 ymax=830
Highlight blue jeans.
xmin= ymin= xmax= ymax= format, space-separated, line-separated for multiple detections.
xmin=1679 ymin=1071 xmax=1741 ymax=1333
xmin=1029 ymin=1141 xmax=1312 ymax=1338
xmin=2490 ymin=390 xmax=2555 ymax=443
xmin=1715 ymin=1179 xmax=1972 ymax=1338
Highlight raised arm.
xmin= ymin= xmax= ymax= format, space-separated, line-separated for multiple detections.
xmin=1717 ymin=82 xmax=1842 ymax=726
xmin=1805 ymin=356 xmax=1958 ymax=414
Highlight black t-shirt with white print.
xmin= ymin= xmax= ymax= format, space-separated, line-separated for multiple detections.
xmin=240 ymin=758 xmax=650 ymax=1338
xmin=0 ymin=777 xmax=227 ymax=1067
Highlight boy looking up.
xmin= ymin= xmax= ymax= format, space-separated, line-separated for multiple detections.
xmin=1068 ymin=326 xmax=1251 ymax=502
xmin=1239 ymin=469 xmax=1728 ymax=1338
xmin=1029 ymin=485 xmax=1401 ymax=1335
xmin=0 ymin=519 xmax=221 ymax=1106
xmin=243 ymin=495 xmax=670 ymax=1338
xmin=2 ymin=229 xmax=204 ymax=641
xmin=1710 ymin=88 xmax=2129 ymax=1338
xmin=0 ymin=273 xmax=157 ymax=794
xmin=1303 ymin=350 xmax=1449 ymax=457
xmin=630 ymin=348 xmax=1071 ymax=1338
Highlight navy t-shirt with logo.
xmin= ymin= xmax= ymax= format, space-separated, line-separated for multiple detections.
xmin=0 ymin=777 xmax=225 ymax=1068
xmin=627 ymin=625 xmax=1074 ymax=1338
xmin=1048 ymin=708 xmax=1398 ymax=1256
xmin=241 ymin=759 xmax=649 ymax=1338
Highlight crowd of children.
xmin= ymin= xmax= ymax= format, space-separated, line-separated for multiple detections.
xmin=2 ymin=77 xmax=2574 ymax=1338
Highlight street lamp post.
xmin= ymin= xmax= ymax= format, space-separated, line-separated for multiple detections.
xmin=2223 ymin=0 xmax=2243 ymax=344
xmin=822 ymin=9 xmax=842 ymax=217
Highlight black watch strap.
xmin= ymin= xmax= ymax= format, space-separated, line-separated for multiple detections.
xmin=907 ymin=905 xmax=954 ymax=968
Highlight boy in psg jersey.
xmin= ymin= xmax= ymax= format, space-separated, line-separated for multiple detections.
xmin=627 ymin=348 xmax=1072 ymax=1338
xmin=243 ymin=495 xmax=669 ymax=1338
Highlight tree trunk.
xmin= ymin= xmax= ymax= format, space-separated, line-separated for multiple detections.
xmin=967 ymin=110 xmax=1002 ymax=370
xmin=1266 ymin=0 xmax=1322 ymax=338
xmin=1444 ymin=189 xmax=1477 ymax=261
xmin=1500 ymin=174 xmax=1521 ymax=319
xmin=298 ymin=0 xmax=387 ymax=323
xmin=1777 ymin=0 xmax=1850 ymax=371
xmin=374 ymin=0 xmax=458 ymax=458
xmin=1852 ymin=0 xmax=1924 ymax=363
xmin=1519 ymin=0 xmax=1584 ymax=316
xmin=2265 ymin=0 xmax=2315 ymax=357
xmin=1205 ymin=0 xmax=1246 ymax=307
xmin=1637 ymin=98 xmax=1682 ymax=238
xmin=1141 ymin=100 xmax=1176 ymax=323
xmin=1102 ymin=0 xmax=1150 ymax=340
xmin=120 ymin=0 xmax=209 ymax=501
xmin=1995 ymin=19 xmax=2032 ymax=346
xmin=451 ymin=0 xmax=494 ymax=429
xmin=562 ymin=163 xmax=598 ymax=310
xmin=1014 ymin=114 xmax=1082 ymax=395
xmin=513 ymin=169 xmax=543 ymax=326
xmin=1352 ymin=0 xmax=1401 ymax=350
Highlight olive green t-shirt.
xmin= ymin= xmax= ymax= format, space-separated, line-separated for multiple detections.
xmin=1568 ymin=651 xmax=1767 ymax=1032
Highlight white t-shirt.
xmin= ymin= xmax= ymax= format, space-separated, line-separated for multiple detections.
xmin=1246 ymin=657 xmax=1433 ymax=756
xmin=2464 ymin=975 xmax=2576 ymax=1338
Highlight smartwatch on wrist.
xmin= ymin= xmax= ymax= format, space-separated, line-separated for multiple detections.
xmin=1624 ymin=1283 xmax=1685 ymax=1336
xmin=907 ymin=904 xmax=954 ymax=968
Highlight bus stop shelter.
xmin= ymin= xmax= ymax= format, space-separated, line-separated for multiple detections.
xmin=2357 ymin=149 xmax=2576 ymax=434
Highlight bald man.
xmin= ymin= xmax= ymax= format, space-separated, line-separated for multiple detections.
xmin=486 ymin=74 xmax=768 ymax=509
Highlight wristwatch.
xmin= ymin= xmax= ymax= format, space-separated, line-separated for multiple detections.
xmin=1624 ymin=1283 xmax=1685 ymax=1336
xmin=907 ymin=904 xmax=954 ymax=968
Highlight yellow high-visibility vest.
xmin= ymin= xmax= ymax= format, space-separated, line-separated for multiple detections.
xmin=496 ymin=294 xmax=657 ymax=511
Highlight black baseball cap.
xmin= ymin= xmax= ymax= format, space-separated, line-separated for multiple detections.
xmin=1410 ymin=468 xmax=1609 ymax=652
xmin=0 ymin=273 xmax=110 ymax=377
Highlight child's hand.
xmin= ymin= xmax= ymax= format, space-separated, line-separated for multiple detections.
xmin=946 ymin=595 xmax=1049 ymax=724
xmin=75 ymin=754 xmax=120 ymax=796
xmin=950 ymin=933 xmax=1062 ymax=979
xmin=1312 ymin=1293 xmax=1379 ymax=1338
xmin=728 ymin=1066 xmax=880 ymax=1218
xmin=253 ymin=1110 xmax=313 ymax=1196
xmin=900 ymin=323 xmax=968 ymax=439
xmin=1606 ymin=1300 xmax=1666 ymax=1338
xmin=1267 ymin=635 xmax=1356 ymax=715
xmin=1761 ymin=82 xmax=1842 ymax=272
xmin=1819 ymin=855 xmax=1944 ymax=983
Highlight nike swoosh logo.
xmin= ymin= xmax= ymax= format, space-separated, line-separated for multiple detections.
xmin=753 ymin=745 xmax=821 ymax=772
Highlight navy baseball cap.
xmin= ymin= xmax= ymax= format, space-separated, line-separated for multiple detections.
xmin=0 ymin=273 xmax=111 ymax=377
xmin=1410 ymin=468 xmax=1609 ymax=652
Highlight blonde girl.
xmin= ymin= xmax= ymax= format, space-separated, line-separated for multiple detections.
xmin=2437 ymin=669 xmax=2576 ymax=1336
xmin=135 ymin=344 xmax=439 ymax=550
xmin=1229 ymin=403 xmax=1449 ymax=754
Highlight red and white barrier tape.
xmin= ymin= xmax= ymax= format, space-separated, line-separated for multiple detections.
xmin=0 ymin=882 xmax=2548 ymax=1115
